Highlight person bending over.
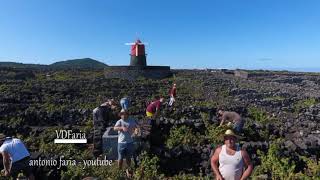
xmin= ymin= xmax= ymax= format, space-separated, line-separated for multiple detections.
xmin=146 ymin=97 xmax=164 ymax=125
xmin=218 ymin=110 xmax=245 ymax=133
xmin=0 ymin=134 xmax=34 ymax=180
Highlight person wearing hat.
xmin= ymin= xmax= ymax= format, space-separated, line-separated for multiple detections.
xmin=0 ymin=134 xmax=34 ymax=180
xmin=168 ymin=83 xmax=177 ymax=106
xmin=211 ymin=129 xmax=253 ymax=180
xmin=113 ymin=110 xmax=138 ymax=171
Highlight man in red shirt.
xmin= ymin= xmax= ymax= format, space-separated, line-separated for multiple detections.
xmin=168 ymin=84 xmax=177 ymax=106
xmin=146 ymin=97 xmax=164 ymax=125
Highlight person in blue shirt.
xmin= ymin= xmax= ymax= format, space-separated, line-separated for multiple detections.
xmin=120 ymin=97 xmax=131 ymax=111
xmin=0 ymin=134 xmax=34 ymax=180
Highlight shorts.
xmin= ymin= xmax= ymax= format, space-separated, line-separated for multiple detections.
xmin=146 ymin=111 xmax=154 ymax=117
xmin=118 ymin=142 xmax=135 ymax=160
xmin=11 ymin=156 xmax=32 ymax=178
xmin=234 ymin=119 xmax=244 ymax=133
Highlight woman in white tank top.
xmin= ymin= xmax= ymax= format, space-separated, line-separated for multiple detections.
xmin=211 ymin=129 xmax=253 ymax=180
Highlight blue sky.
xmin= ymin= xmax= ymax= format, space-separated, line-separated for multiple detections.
xmin=0 ymin=0 xmax=320 ymax=70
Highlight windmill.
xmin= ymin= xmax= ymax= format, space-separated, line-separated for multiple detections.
xmin=125 ymin=39 xmax=148 ymax=66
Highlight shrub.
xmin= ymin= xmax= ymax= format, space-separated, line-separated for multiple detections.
xmin=205 ymin=125 xmax=229 ymax=145
xmin=193 ymin=100 xmax=217 ymax=108
xmin=253 ymin=141 xmax=296 ymax=179
xmin=294 ymin=98 xmax=317 ymax=113
xmin=299 ymin=156 xmax=320 ymax=178
xmin=248 ymin=107 xmax=275 ymax=125
xmin=216 ymin=88 xmax=229 ymax=98
xmin=61 ymin=161 xmax=126 ymax=180
xmin=134 ymin=151 xmax=163 ymax=179
xmin=38 ymin=128 xmax=85 ymax=158
xmin=165 ymin=125 xmax=199 ymax=149
xmin=80 ymin=119 xmax=94 ymax=135
xmin=200 ymin=112 xmax=210 ymax=128
xmin=0 ymin=84 xmax=8 ymax=92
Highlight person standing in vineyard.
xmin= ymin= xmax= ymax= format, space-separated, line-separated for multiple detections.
xmin=168 ymin=83 xmax=177 ymax=106
xmin=114 ymin=110 xmax=138 ymax=177
xmin=211 ymin=129 xmax=253 ymax=180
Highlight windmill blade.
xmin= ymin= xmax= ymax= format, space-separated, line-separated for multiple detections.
xmin=125 ymin=42 xmax=149 ymax=45
xmin=137 ymin=43 xmax=148 ymax=45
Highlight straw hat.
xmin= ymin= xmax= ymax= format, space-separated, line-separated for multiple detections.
xmin=222 ymin=129 xmax=241 ymax=140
